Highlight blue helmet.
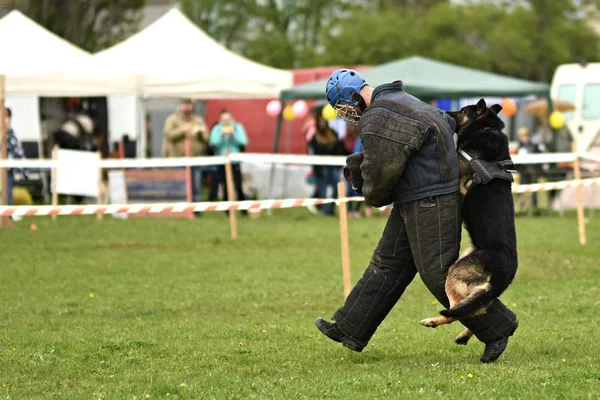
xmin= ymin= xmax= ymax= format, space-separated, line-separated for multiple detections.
xmin=326 ymin=69 xmax=367 ymax=108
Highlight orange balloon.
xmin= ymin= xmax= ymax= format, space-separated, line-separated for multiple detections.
xmin=501 ymin=98 xmax=517 ymax=117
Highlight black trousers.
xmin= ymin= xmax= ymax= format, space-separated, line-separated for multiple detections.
xmin=209 ymin=164 xmax=246 ymax=202
xmin=333 ymin=192 xmax=517 ymax=347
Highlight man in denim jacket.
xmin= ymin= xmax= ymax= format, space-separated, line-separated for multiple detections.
xmin=315 ymin=69 xmax=518 ymax=363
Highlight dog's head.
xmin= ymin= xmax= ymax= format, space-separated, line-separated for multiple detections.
xmin=447 ymin=99 xmax=504 ymax=135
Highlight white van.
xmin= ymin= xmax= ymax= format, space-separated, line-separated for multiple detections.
xmin=550 ymin=63 xmax=600 ymax=210
xmin=550 ymin=63 xmax=600 ymax=151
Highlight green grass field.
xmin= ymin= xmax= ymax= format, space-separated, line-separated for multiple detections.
xmin=1 ymin=210 xmax=599 ymax=399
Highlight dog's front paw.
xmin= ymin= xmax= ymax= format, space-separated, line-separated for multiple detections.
xmin=419 ymin=318 xmax=438 ymax=328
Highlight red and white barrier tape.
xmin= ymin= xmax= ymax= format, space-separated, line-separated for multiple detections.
xmin=0 ymin=198 xmax=365 ymax=217
xmin=2 ymin=179 xmax=599 ymax=217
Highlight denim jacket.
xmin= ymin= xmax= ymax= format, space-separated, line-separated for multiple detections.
xmin=357 ymin=82 xmax=459 ymax=206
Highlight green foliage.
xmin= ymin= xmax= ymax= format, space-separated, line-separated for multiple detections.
xmin=10 ymin=0 xmax=600 ymax=80
xmin=180 ymin=0 xmax=351 ymax=68
xmin=319 ymin=1 xmax=600 ymax=81
xmin=14 ymin=0 xmax=146 ymax=52
xmin=0 ymin=211 xmax=599 ymax=398
xmin=180 ymin=0 xmax=600 ymax=81
xmin=179 ymin=0 xmax=256 ymax=50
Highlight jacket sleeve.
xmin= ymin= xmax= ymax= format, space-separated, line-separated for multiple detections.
xmin=163 ymin=115 xmax=187 ymax=142
xmin=209 ymin=125 xmax=222 ymax=149
xmin=359 ymin=108 xmax=426 ymax=207
xmin=233 ymin=123 xmax=248 ymax=147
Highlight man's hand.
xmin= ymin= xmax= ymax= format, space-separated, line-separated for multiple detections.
xmin=345 ymin=152 xmax=364 ymax=193
xmin=186 ymin=124 xmax=203 ymax=138
xmin=181 ymin=123 xmax=193 ymax=133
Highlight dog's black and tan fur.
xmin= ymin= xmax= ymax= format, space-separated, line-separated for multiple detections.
xmin=419 ymin=99 xmax=518 ymax=345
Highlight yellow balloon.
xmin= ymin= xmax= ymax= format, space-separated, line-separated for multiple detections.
xmin=549 ymin=111 xmax=565 ymax=130
xmin=322 ymin=104 xmax=337 ymax=121
xmin=283 ymin=105 xmax=295 ymax=121
xmin=12 ymin=186 xmax=33 ymax=206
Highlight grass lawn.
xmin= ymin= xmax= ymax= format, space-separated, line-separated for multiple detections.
xmin=1 ymin=210 xmax=599 ymax=399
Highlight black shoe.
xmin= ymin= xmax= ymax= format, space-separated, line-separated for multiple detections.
xmin=314 ymin=318 xmax=364 ymax=352
xmin=480 ymin=321 xmax=518 ymax=363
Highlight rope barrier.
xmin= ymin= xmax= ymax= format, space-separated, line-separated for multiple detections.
xmin=2 ymin=178 xmax=599 ymax=218
xmin=0 ymin=152 xmax=582 ymax=169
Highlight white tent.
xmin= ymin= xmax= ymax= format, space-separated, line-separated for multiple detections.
xmin=0 ymin=10 xmax=135 ymax=96
xmin=93 ymin=8 xmax=293 ymax=98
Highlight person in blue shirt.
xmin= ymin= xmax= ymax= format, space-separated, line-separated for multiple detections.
xmin=209 ymin=109 xmax=248 ymax=203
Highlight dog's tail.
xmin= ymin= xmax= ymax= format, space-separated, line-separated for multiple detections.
xmin=439 ymin=283 xmax=495 ymax=319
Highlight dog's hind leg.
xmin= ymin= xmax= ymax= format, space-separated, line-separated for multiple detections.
xmin=420 ymin=281 xmax=463 ymax=328
xmin=419 ymin=315 xmax=456 ymax=328
xmin=455 ymin=328 xmax=474 ymax=345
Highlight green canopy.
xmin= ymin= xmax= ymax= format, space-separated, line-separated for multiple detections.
xmin=280 ymin=56 xmax=549 ymax=101
xmin=268 ymin=57 xmax=551 ymax=197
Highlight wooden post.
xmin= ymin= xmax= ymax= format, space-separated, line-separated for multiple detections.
xmin=224 ymin=152 xmax=238 ymax=240
xmin=97 ymin=151 xmax=103 ymax=221
xmin=337 ymin=181 xmax=351 ymax=299
xmin=184 ymin=138 xmax=194 ymax=219
xmin=572 ymin=143 xmax=586 ymax=245
xmin=0 ymin=74 xmax=12 ymax=229
xmin=51 ymin=145 xmax=59 ymax=222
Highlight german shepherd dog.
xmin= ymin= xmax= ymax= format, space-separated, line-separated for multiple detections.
xmin=419 ymin=99 xmax=518 ymax=345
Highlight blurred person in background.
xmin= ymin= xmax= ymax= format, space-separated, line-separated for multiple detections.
xmin=303 ymin=104 xmax=321 ymax=213
xmin=516 ymin=127 xmax=541 ymax=208
xmin=53 ymin=112 xmax=97 ymax=151
xmin=209 ymin=109 xmax=248 ymax=205
xmin=163 ymin=99 xmax=208 ymax=214
xmin=145 ymin=113 xmax=152 ymax=158
xmin=51 ymin=101 xmax=97 ymax=205
xmin=3 ymin=108 xmax=28 ymax=213
xmin=309 ymin=105 xmax=346 ymax=216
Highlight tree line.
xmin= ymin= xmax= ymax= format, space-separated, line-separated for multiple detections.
xmin=13 ymin=0 xmax=600 ymax=82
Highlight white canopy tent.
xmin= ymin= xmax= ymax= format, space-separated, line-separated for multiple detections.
xmin=93 ymin=8 xmax=293 ymax=99
xmin=0 ymin=8 xmax=293 ymax=156
xmin=0 ymin=10 xmax=136 ymax=96
xmin=0 ymin=10 xmax=134 ymax=219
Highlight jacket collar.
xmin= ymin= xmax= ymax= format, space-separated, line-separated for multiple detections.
xmin=372 ymin=81 xmax=404 ymax=100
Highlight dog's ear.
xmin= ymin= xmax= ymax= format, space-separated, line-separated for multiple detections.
xmin=476 ymin=98 xmax=487 ymax=115
xmin=490 ymin=104 xmax=503 ymax=115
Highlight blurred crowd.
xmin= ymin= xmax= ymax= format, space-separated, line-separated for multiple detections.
xmin=162 ymin=99 xmax=248 ymax=215
xmin=160 ymin=99 xmax=379 ymax=217
xmin=2 ymin=98 xmax=569 ymax=218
